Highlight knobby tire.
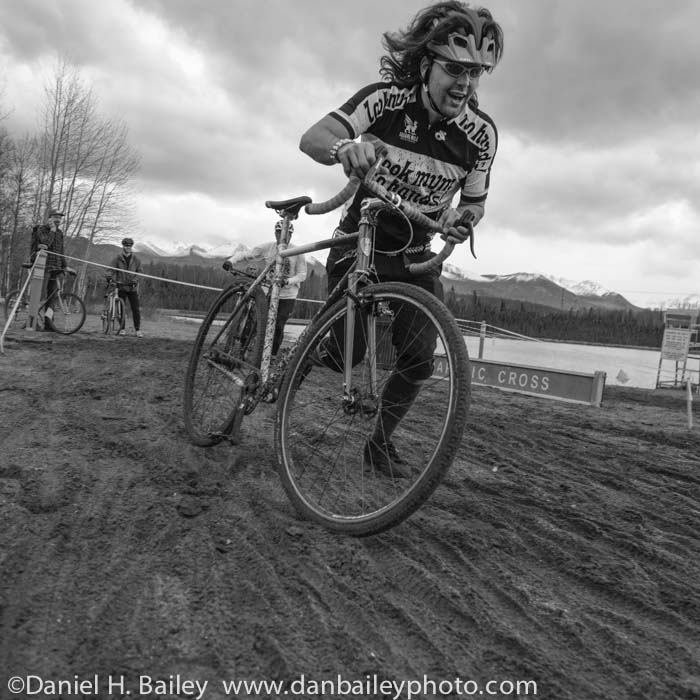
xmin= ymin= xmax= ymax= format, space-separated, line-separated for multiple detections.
xmin=3 ymin=290 xmax=28 ymax=329
xmin=275 ymin=281 xmax=471 ymax=536
xmin=183 ymin=283 xmax=268 ymax=446
xmin=114 ymin=298 xmax=125 ymax=334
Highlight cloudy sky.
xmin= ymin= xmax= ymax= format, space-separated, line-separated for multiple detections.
xmin=1 ymin=0 xmax=699 ymax=308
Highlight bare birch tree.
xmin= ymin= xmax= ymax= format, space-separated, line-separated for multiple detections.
xmin=1 ymin=57 xmax=140 ymax=297
xmin=0 ymin=134 xmax=38 ymax=294
xmin=34 ymin=57 xmax=140 ymax=296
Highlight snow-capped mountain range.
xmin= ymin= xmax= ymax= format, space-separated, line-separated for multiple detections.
xmin=134 ymin=241 xmax=250 ymax=259
xmin=442 ymin=264 xmax=611 ymax=297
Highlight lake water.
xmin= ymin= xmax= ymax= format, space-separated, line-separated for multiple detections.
xmin=462 ymin=336 xmax=671 ymax=390
xmin=285 ymin=325 xmax=690 ymax=390
xmin=174 ymin=316 xmax=693 ymax=391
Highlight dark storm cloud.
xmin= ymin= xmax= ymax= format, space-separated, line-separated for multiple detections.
xmin=0 ymin=0 xmax=698 ymax=302
xmin=483 ymin=0 xmax=700 ymax=144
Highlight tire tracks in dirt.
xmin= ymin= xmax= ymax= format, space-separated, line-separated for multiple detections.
xmin=1 ymin=331 xmax=700 ymax=699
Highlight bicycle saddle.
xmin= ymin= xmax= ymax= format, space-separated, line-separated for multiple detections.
xmin=265 ymin=196 xmax=312 ymax=218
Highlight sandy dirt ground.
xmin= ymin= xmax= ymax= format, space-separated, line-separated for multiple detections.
xmin=1 ymin=312 xmax=699 ymax=700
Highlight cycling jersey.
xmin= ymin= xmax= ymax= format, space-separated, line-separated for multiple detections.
xmin=328 ymin=81 xmax=498 ymax=250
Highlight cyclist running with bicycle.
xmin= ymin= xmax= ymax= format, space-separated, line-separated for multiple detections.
xmin=299 ymin=1 xmax=503 ymax=476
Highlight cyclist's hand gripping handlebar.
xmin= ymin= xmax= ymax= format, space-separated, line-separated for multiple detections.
xmin=360 ymin=177 xmax=477 ymax=274
xmin=301 ymin=155 xmax=474 ymax=275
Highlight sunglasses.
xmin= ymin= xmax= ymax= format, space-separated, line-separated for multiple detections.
xmin=433 ymin=58 xmax=485 ymax=79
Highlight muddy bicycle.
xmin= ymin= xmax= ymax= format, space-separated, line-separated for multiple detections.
xmin=183 ymin=170 xmax=471 ymax=536
xmin=4 ymin=264 xmax=86 ymax=334
xmin=101 ymin=279 xmax=125 ymax=335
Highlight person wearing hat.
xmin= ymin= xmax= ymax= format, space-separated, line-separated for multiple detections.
xmin=107 ymin=237 xmax=144 ymax=337
xmin=30 ymin=209 xmax=67 ymax=329
xmin=224 ymin=222 xmax=307 ymax=355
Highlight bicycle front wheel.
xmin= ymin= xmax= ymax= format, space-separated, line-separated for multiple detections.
xmin=3 ymin=290 xmax=28 ymax=329
xmin=45 ymin=293 xmax=86 ymax=334
xmin=113 ymin=298 xmax=125 ymax=334
xmin=183 ymin=284 xmax=268 ymax=446
xmin=275 ymin=281 xmax=471 ymax=536
xmin=101 ymin=305 xmax=111 ymax=333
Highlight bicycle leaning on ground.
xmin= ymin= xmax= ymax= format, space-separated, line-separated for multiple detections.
xmin=101 ymin=279 xmax=125 ymax=335
xmin=183 ymin=166 xmax=472 ymax=536
xmin=4 ymin=264 xmax=86 ymax=334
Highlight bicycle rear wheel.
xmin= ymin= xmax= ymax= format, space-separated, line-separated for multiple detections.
xmin=275 ymin=282 xmax=471 ymax=536
xmin=183 ymin=284 xmax=268 ymax=446
xmin=3 ymin=290 xmax=28 ymax=329
xmin=46 ymin=293 xmax=86 ymax=334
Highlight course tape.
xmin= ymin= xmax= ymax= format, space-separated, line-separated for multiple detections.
xmin=57 ymin=252 xmax=224 ymax=291
xmin=55 ymin=251 xmax=324 ymax=303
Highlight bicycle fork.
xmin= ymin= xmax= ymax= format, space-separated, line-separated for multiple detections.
xmin=341 ymin=200 xmax=383 ymax=416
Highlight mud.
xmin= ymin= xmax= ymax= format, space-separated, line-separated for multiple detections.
xmin=1 ymin=315 xmax=699 ymax=700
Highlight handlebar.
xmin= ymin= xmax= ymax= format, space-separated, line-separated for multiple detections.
xmin=304 ymin=177 xmax=362 ymax=215
xmin=222 ymin=260 xmax=258 ymax=280
xmin=302 ymin=166 xmax=474 ymax=275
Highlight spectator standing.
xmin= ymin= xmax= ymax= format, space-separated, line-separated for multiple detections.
xmin=30 ymin=208 xmax=67 ymax=330
xmin=225 ymin=222 xmax=307 ymax=355
xmin=109 ymin=237 xmax=144 ymax=337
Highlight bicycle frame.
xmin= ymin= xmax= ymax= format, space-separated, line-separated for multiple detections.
xmin=223 ymin=227 xmax=358 ymax=385
xmin=217 ymin=199 xmax=401 ymax=417
xmin=208 ymin=165 xmax=463 ymax=414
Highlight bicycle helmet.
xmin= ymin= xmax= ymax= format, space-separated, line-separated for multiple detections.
xmin=121 ymin=237 xmax=134 ymax=246
xmin=427 ymin=8 xmax=503 ymax=71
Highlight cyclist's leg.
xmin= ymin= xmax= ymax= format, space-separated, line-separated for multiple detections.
xmin=311 ymin=253 xmax=368 ymax=371
xmin=369 ymin=258 xmax=443 ymax=447
xmin=129 ymin=290 xmax=142 ymax=331
xmin=276 ymin=281 xmax=470 ymax=535
xmin=272 ymin=298 xmax=295 ymax=355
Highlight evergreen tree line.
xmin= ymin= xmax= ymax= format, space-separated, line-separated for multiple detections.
xmin=445 ymin=289 xmax=664 ymax=347
xmin=73 ymin=260 xmax=665 ymax=347
xmin=80 ymin=261 xmax=329 ymax=319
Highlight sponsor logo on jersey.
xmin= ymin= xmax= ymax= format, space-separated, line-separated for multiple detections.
xmin=400 ymin=114 xmax=419 ymax=143
xmin=371 ymin=156 xmax=460 ymax=209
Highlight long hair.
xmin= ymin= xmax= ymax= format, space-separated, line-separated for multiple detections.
xmin=379 ymin=1 xmax=504 ymax=86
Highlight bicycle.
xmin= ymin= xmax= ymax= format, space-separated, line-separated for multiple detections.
xmin=183 ymin=166 xmax=471 ymax=536
xmin=101 ymin=280 xmax=126 ymax=335
xmin=4 ymin=264 xmax=86 ymax=335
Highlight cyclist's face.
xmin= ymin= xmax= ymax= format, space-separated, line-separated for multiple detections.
xmin=423 ymin=57 xmax=480 ymax=119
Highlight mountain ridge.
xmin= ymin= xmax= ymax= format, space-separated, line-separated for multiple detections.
xmin=74 ymin=237 xmax=642 ymax=312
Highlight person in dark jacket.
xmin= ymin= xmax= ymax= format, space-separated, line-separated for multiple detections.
xmin=30 ymin=209 xmax=67 ymax=328
xmin=108 ymin=237 xmax=144 ymax=337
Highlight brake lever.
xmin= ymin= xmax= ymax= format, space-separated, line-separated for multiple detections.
xmin=443 ymin=221 xmax=476 ymax=259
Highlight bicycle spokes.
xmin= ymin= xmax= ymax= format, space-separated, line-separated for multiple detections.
xmin=183 ymin=285 xmax=268 ymax=446
xmin=276 ymin=282 xmax=471 ymax=535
